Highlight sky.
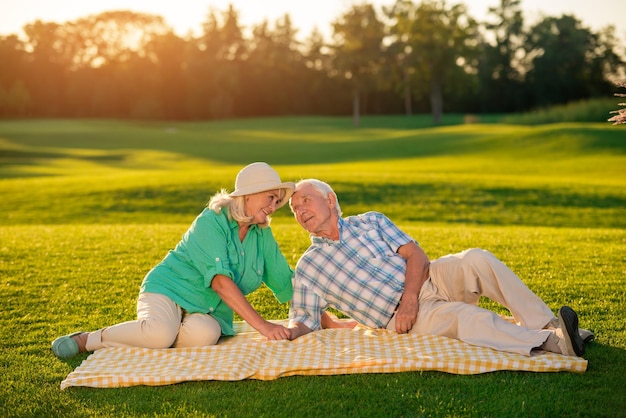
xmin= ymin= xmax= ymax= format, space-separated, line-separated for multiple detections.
xmin=1 ymin=0 xmax=625 ymax=41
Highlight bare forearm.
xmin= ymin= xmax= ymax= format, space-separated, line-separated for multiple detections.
xmin=395 ymin=242 xmax=430 ymax=333
xmin=211 ymin=275 xmax=267 ymax=330
xmin=402 ymin=246 xmax=430 ymax=303
xmin=321 ymin=311 xmax=358 ymax=329
xmin=212 ymin=275 xmax=291 ymax=340
xmin=288 ymin=322 xmax=313 ymax=340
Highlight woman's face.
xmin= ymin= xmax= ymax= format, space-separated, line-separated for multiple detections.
xmin=244 ymin=189 xmax=282 ymax=224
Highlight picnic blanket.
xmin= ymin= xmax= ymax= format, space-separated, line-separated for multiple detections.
xmin=60 ymin=320 xmax=587 ymax=389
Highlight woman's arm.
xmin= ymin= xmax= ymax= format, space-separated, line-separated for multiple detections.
xmin=211 ymin=274 xmax=291 ymax=340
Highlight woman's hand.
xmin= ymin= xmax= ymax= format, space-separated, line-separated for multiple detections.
xmin=212 ymin=275 xmax=290 ymax=339
xmin=257 ymin=321 xmax=292 ymax=340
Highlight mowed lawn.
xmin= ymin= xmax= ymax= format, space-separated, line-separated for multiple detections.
xmin=1 ymin=117 xmax=625 ymax=417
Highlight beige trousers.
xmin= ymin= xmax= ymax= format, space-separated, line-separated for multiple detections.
xmin=86 ymin=292 xmax=221 ymax=352
xmin=387 ymin=248 xmax=555 ymax=356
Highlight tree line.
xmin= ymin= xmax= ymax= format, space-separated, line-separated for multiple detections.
xmin=0 ymin=0 xmax=623 ymax=124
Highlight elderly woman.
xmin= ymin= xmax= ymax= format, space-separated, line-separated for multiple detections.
xmin=52 ymin=162 xmax=296 ymax=359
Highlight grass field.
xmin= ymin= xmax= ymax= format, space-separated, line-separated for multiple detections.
xmin=1 ymin=116 xmax=625 ymax=417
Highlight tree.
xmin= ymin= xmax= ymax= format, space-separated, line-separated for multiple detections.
xmin=187 ymin=5 xmax=245 ymax=119
xmin=331 ymin=3 xmax=386 ymax=126
xmin=20 ymin=11 xmax=172 ymax=118
xmin=242 ymin=14 xmax=306 ymax=116
xmin=524 ymin=15 xmax=624 ymax=107
xmin=476 ymin=0 xmax=526 ymax=112
xmin=387 ymin=0 xmax=479 ymax=123
xmin=22 ymin=21 xmax=71 ymax=116
xmin=71 ymin=11 xmax=171 ymax=118
xmin=0 ymin=35 xmax=27 ymax=90
xmin=146 ymin=31 xmax=188 ymax=120
xmin=301 ymin=27 xmax=349 ymax=116
xmin=0 ymin=81 xmax=32 ymax=117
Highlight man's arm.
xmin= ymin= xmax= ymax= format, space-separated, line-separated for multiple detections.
xmin=394 ymin=241 xmax=430 ymax=334
xmin=288 ymin=322 xmax=314 ymax=339
xmin=321 ymin=311 xmax=358 ymax=329
xmin=289 ymin=312 xmax=356 ymax=340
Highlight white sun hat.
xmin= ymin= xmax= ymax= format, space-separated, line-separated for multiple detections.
xmin=229 ymin=162 xmax=295 ymax=208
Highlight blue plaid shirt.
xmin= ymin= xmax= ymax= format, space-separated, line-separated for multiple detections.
xmin=289 ymin=211 xmax=416 ymax=330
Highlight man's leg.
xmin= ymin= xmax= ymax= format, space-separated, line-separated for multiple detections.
xmin=411 ymin=282 xmax=550 ymax=356
xmin=428 ymin=248 xmax=556 ymax=330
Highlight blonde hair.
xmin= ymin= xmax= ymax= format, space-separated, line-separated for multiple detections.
xmin=207 ymin=187 xmax=288 ymax=228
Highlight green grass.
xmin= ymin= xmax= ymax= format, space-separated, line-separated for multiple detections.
xmin=1 ymin=116 xmax=625 ymax=417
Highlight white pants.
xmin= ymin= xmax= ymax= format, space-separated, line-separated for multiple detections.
xmin=388 ymin=248 xmax=555 ymax=356
xmin=86 ymin=292 xmax=221 ymax=351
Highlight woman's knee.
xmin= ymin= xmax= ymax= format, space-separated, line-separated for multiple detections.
xmin=174 ymin=314 xmax=221 ymax=348
xmin=138 ymin=318 xmax=180 ymax=348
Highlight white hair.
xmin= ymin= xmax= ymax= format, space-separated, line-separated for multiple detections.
xmin=291 ymin=179 xmax=342 ymax=217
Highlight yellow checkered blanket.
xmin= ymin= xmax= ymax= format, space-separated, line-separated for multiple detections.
xmin=60 ymin=320 xmax=587 ymax=389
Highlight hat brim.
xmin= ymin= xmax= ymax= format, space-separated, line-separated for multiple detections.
xmin=229 ymin=181 xmax=295 ymax=209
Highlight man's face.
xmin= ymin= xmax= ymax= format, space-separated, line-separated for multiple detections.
xmin=290 ymin=183 xmax=335 ymax=237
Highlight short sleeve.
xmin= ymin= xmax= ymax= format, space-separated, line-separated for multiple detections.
xmin=367 ymin=212 xmax=417 ymax=252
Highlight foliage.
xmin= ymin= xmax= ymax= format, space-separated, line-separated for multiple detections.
xmin=476 ymin=0 xmax=525 ymax=112
xmin=608 ymin=82 xmax=626 ymax=125
xmin=524 ymin=16 xmax=621 ymax=107
xmin=386 ymin=0 xmax=479 ymax=123
xmin=502 ymin=97 xmax=625 ymax=124
xmin=0 ymin=117 xmax=625 ymax=416
xmin=332 ymin=4 xmax=386 ymax=126
xmin=0 ymin=2 xmax=623 ymax=120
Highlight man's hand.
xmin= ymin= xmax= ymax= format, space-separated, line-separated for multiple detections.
xmin=394 ymin=296 xmax=418 ymax=334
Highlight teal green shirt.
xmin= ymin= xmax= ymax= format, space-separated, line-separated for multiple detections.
xmin=140 ymin=207 xmax=293 ymax=336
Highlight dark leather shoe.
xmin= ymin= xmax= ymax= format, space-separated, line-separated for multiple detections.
xmin=558 ymin=306 xmax=585 ymax=356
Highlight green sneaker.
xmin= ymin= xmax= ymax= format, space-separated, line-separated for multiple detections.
xmin=51 ymin=332 xmax=84 ymax=359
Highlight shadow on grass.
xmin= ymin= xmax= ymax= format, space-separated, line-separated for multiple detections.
xmin=79 ymin=181 xmax=626 ymax=229
xmin=1 ymin=119 xmax=623 ymax=180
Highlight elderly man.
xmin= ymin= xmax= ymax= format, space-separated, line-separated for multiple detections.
xmin=287 ymin=178 xmax=590 ymax=357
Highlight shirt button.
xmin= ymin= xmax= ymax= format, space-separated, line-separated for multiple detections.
xmin=241 ymin=251 xmax=245 ymax=256
xmin=257 ymin=269 xmax=262 ymax=274
xmin=215 ymin=257 xmax=220 ymax=262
